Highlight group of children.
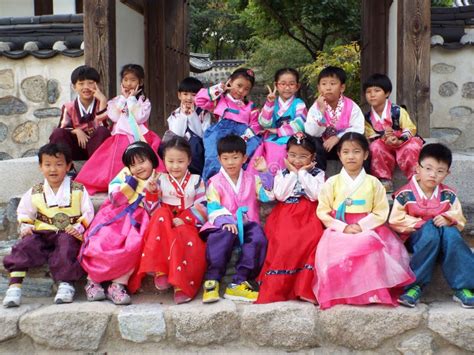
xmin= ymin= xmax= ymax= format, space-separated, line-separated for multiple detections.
xmin=2 ymin=63 xmax=474 ymax=310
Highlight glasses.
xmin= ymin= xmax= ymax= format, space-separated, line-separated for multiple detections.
xmin=277 ymin=82 xmax=298 ymax=88
xmin=419 ymin=164 xmax=448 ymax=177
xmin=288 ymin=153 xmax=311 ymax=161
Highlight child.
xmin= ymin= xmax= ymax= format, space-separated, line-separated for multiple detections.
xmin=75 ymin=64 xmax=163 ymax=195
xmin=3 ymin=143 xmax=94 ymax=307
xmin=79 ymin=142 xmax=159 ymax=305
xmin=129 ymin=136 xmax=207 ymax=304
xmin=163 ymin=77 xmax=212 ymax=175
xmin=389 ymin=143 xmax=474 ymax=308
xmin=250 ymin=68 xmax=307 ymax=175
xmin=195 ymin=68 xmax=262 ymax=181
xmin=314 ymin=132 xmax=415 ymax=309
xmin=304 ymin=66 xmax=364 ymax=171
xmin=200 ymin=135 xmax=273 ymax=303
xmin=364 ymin=74 xmax=424 ymax=192
xmin=49 ymin=65 xmax=111 ymax=160
xmin=257 ymin=132 xmax=324 ymax=304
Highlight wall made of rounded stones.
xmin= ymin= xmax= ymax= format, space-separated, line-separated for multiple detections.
xmin=0 ymin=56 xmax=83 ymax=160
xmin=430 ymin=47 xmax=474 ymax=150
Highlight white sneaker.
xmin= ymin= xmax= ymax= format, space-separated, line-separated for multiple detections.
xmin=3 ymin=286 xmax=22 ymax=308
xmin=54 ymin=282 xmax=75 ymax=304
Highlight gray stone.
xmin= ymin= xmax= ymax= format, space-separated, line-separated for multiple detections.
xmin=240 ymin=301 xmax=318 ymax=349
xmin=0 ymin=69 xmax=14 ymax=89
xmin=168 ymin=299 xmax=239 ymax=345
xmin=12 ymin=121 xmax=39 ymax=144
xmin=118 ymin=304 xmax=166 ymax=343
xmin=431 ymin=63 xmax=455 ymax=74
xmin=431 ymin=128 xmax=462 ymax=145
xmin=462 ymin=82 xmax=474 ymax=99
xmin=438 ymin=81 xmax=458 ymax=97
xmin=0 ymin=152 xmax=12 ymax=161
xmin=0 ymin=275 xmax=53 ymax=297
xmin=21 ymin=76 xmax=46 ymax=103
xmin=21 ymin=149 xmax=39 ymax=158
xmin=428 ymin=302 xmax=474 ymax=351
xmin=47 ymin=80 xmax=60 ymax=104
xmin=0 ymin=122 xmax=7 ymax=142
xmin=33 ymin=107 xmax=61 ymax=119
xmin=19 ymin=302 xmax=115 ymax=350
xmin=0 ymin=207 xmax=5 ymax=232
xmin=0 ymin=96 xmax=28 ymax=116
xmin=449 ymin=106 xmax=473 ymax=118
xmin=0 ymin=304 xmax=42 ymax=342
xmin=0 ymin=157 xmax=41 ymax=203
xmin=315 ymin=304 xmax=426 ymax=350
xmin=6 ymin=197 xmax=20 ymax=225
xmin=397 ymin=333 xmax=435 ymax=355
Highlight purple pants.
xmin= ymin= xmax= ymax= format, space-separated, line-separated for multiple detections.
xmin=49 ymin=126 xmax=110 ymax=160
xmin=3 ymin=231 xmax=85 ymax=283
xmin=202 ymin=222 xmax=267 ymax=284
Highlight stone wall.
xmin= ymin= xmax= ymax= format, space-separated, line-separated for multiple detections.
xmin=0 ymin=56 xmax=83 ymax=160
xmin=430 ymin=46 xmax=474 ymax=150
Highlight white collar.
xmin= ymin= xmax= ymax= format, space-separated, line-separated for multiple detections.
xmin=411 ymin=175 xmax=439 ymax=200
xmin=278 ymin=96 xmax=293 ymax=110
xmin=77 ymin=97 xmax=95 ymax=117
xmin=340 ymin=167 xmax=367 ymax=197
xmin=168 ymin=171 xmax=189 ymax=195
xmin=226 ymin=93 xmax=244 ymax=106
xmin=371 ymin=99 xmax=389 ymax=122
xmin=220 ymin=167 xmax=242 ymax=194
xmin=43 ymin=176 xmax=71 ymax=207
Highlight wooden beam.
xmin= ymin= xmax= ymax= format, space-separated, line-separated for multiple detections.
xmin=75 ymin=0 xmax=84 ymax=14
xmin=360 ymin=0 xmax=392 ymax=103
xmin=397 ymin=0 xmax=431 ymax=137
xmin=34 ymin=0 xmax=53 ymax=15
xmin=84 ymin=0 xmax=116 ymax=100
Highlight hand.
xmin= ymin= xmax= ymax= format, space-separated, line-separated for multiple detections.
xmin=145 ymin=171 xmax=159 ymax=193
xmin=265 ymin=128 xmax=278 ymax=134
xmin=385 ymin=135 xmax=399 ymax=146
xmin=20 ymin=226 xmax=34 ymax=238
xmin=301 ymin=161 xmax=316 ymax=172
xmin=384 ymin=127 xmax=394 ymax=136
xmin=129 ymin=85 xmax=142 ymax=98
xmin=181 ymin=101 xmax=194 ymax=115
xmin=253 ymin=156 xmax=268 ymax=172
xmin=65 ymin=225 xmax=81 ymax=239
xmin=433 ymin=215 xmax=449 ymax=227
xmin=120 ymin=83 xmax=130 ymax=98
xmin=173 ymin=218 xmax=185 ymax=227
xmin=266 ymin=84 xmax=277 ymax=102
xmin=316 ymin=95 xmax=326 ymax=113
xmin=284 ymin=158 xmax=298 ymax=173
xmin=323 ymin=136 xmax=339 ymax=152
xmin=223 ymin=79 xmax=232 ymax=91
xmin=343 ymin=223 xmax=362 ymax=234
xmin=223 ymin=223 xmax=238 ymax=234
xmin=92 ymin=83 xmax=107 ymax=103
xmin=72 ymin=128 xmax=89 ymax=149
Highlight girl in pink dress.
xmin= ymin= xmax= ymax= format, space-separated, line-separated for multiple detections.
xmin=314 ymin=132 xmax=415 ymax=309
xmin=75 ymin=64 xmax=163 ymax=195
xmin=79 ymin=142 xmax=160 ymax=305
xmin=129 ymin=136 xmax=207 ymax=304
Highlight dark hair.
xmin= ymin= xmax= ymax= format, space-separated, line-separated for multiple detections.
xmin=163 ymin=136 xmax=192 ymax=159
xmin=217 ymin=135 xmax=246 ymax=156
xmin=71 ymin=65 xmax=100 ymax=84
xmin=363 ymin=73 xmax=393 ymax=93
xmin=337 ymin=132 xmax=370 ymax=153
xmin=229 ymin=68 xmax=255 ymax=88
xmin=418 ymin=143 xmax=452 ymax=168
xmin=274 ymin=67 xmax=300 ymax=83
xmin=120 ymin=64 xmax=146 ymax=99
xmin=178 ymin=77 xmax=203 ymax=94
xmin=287 ymin=132 xmax=316 ymax=155
xmin=122 ymin=141 xmax=159 ymax=169
xmin=317 ymin=66 xmax=347 ymax=85
xmin=38 ymin=143 xmax=72 ymax=164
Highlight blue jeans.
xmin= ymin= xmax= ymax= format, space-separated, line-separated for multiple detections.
xmin=407 ymin=220 xmax=474 ymax=289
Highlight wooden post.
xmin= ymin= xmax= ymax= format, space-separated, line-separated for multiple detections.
xmin=360 ymin=0 xmax=392 ymax=104
xmin=83 ymin=0 xmax=116 ymax=100
xmin=397 ymin=0 xmax=431 ymax=137
xmin=34 ymin=0 xmax=53 ymax=15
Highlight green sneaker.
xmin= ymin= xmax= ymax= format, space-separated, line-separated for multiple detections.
xmin=398 ymin=285 xmax=422 ymax=308
xmin=453 ymin=289 xmax=474 ymax=309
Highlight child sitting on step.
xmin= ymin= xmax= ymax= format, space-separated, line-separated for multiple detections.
xmin=3 ymin=143 xmax=94 ymax=308
xmin=200 ymin=135 xmax=274 ymax=303
xmin=390 ymin=143 xmax=474 ymax=308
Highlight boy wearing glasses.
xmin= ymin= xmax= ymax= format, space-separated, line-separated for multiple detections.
xmin=389 ymin=143 xmax=474 ymax=308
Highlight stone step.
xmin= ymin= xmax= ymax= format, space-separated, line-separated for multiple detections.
xmin=0 ymin=297 xmax=473 ymax=353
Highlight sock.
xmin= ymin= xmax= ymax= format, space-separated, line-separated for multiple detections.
xmin=9 ymin=271 xmax=26 ymax=288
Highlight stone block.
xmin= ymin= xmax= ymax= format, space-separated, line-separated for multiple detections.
xmin=397 ymin=333 xmax=435 ymax=355
xmin=240 ymin=301 xmax=318 ymax=349
xmin=0 ymin=275 xmax=54 ymax=297
xmin=19 ymin=302 xmax=115 ymax=351
xmin=117 ymin=304 xmax=166 ymax=343
xmin=315 ymin=304 xmax=427 ymax=350
xmin=0 ymin=69 xmax=14 ymax=90
xmin=12 ymin=121 xmax=39 ymax=144
xmin=428 ymin=302 xmax=474 ymax=352
xmin=461 ymin=82 xmax=474 ymax=99
xmin=20 ymin=76 xmax=46 ymax=103
xmin=168 ymin=299 xmax=239 ymax=345
xmin=0 ymin=96 xmax=28 ymax=116
xmin=439 ymin=81 xmax=458 ymax=97
xmin=431 ymin=63 xmax=455 ymax=74
xmin=0 ymin=304 xmax=42 ymax=342
xmin=47 ymin=79 xmax=60 ymax=104
xmin=33 ymin=107 xmax=61 ymax=119
xmin=0 ymin=122 xmax=7 ymax=142
xmin=0 ymin=157 xmax=41 ymax=203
